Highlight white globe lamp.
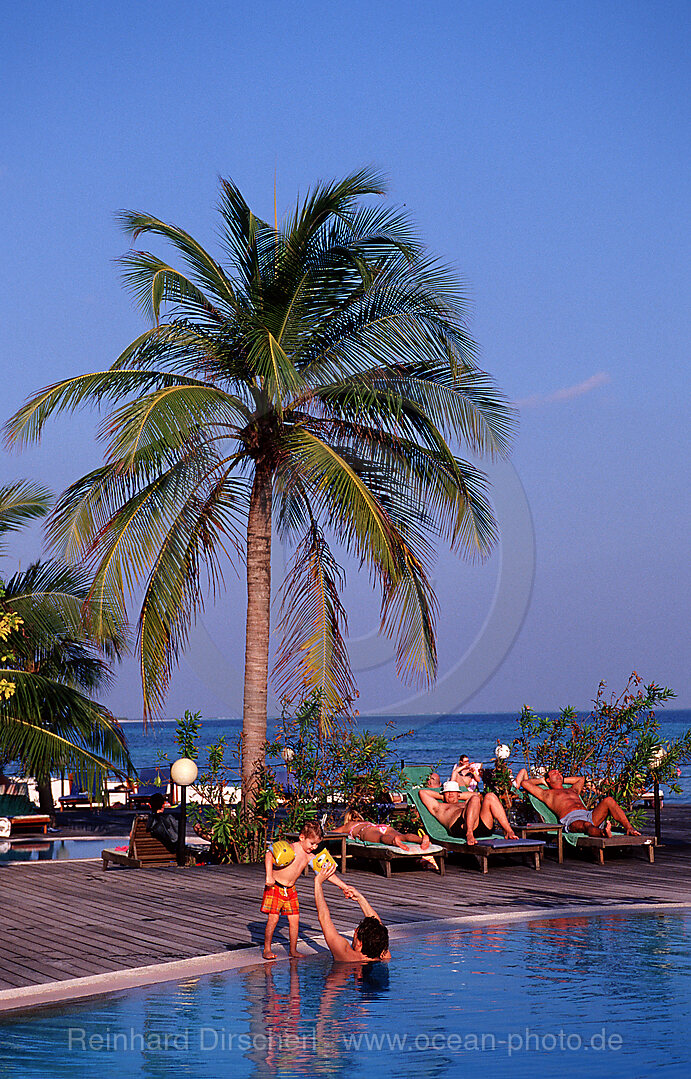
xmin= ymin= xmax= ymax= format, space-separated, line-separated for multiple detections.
xmin=170 ymin=758 xmax=198 ymax=866
xmin=170 ymin=758 xmax=198 ymax=787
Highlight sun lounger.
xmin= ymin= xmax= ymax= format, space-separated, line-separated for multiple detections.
xmin=405 ymin=785 xmax=545 ymax=874
xmin=126 ymin=767 xmax=169 ymax=809
xmin=525 ymin=792 xmax=656 ymax=864
xmin=59 ymin=771 xmax=105 ymax=809
xmin=346 ymin=836 xmax=446 ymax=877
xmin=101 ymin=815 xmax=178 ymax=869
xmin=0 ymin=793 xmax=51 ymax=835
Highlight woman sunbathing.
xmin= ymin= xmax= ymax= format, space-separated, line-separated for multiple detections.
xmin=332 ymin=810 xmax=431 ymax=852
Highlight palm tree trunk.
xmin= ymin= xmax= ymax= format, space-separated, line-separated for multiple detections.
xmin=36 ymin=777 xmax=55 ymax=816
xmin=242 ymin=461 xmax=273 ymax=806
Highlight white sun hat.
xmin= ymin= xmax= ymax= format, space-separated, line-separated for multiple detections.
xmin=442 ymin=780 xmax=461 ymax=792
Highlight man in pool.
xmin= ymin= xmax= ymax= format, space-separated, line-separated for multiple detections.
xmin=514 ymin=768 xmax=641 ymax=837
xmin=314 ymin=862 xmax=390 ymax=962
xmin=420 ymin=780 xmax=518 ymax=845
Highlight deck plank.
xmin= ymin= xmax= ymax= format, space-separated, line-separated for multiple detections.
xmin=1 ymin=805 xmax=690 ymax=992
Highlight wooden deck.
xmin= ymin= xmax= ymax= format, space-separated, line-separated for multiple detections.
xmin=1 ymin=806 xmax=690 ymax=999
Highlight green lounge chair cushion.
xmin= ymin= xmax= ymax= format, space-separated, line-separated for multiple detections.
xmin=0 ymin=793 xmax=41 ymax=818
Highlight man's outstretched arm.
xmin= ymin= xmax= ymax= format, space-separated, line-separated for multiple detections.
xmin=342 ymin=883 xmax=381 ymax=922
xmin=314 ymin=870 xmax=354 ymax=961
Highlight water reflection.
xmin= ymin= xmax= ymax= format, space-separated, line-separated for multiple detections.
xmin=1 ymin=911 xmax=689 ymax=1079
xmin=241 ymin=956 xmax=391 ymax=1077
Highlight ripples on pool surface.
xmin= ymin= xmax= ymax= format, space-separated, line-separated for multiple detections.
xmin=1 ymin=911 xmax=690 ymax=1079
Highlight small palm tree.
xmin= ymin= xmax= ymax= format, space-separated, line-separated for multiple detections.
xmin=0 ymin=482 xmax=132 ymax=809
xmin=5 ymin=169 xmax=515 ymax=801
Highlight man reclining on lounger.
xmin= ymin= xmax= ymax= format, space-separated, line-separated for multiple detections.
xmin=514 ymin=768 xmax=640 ymax=838
xmin=420 ymin=781 xmax=518 ymax=846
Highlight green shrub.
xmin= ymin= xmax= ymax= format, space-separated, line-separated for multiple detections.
xmin=512 ymin=674 xmax=688 ymax=817
xmin=268 ymin=690 xmax=405 ymax=830
xmin=160 ymin=696 xmax=406 ymax=861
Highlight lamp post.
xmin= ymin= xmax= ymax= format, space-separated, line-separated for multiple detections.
xmin=649 ymin=747 xmax=666 ymax=845
xmin=170 ymin=758 xmax=198 ymax=867
xmin=281 ymin=746 xmax=295 ymax=793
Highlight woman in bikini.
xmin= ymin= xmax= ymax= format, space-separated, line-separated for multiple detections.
xmin=332 ymin=810 xmax=431 ymax=852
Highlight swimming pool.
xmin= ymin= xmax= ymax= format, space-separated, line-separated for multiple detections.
xmin=1 ymin=910 xmax=689 ymax=1078
xmin=0 ymin=837 xmax=127 ymax=862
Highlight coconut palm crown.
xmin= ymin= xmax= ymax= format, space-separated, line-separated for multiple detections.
xmin=0 ymin=482 xmax=132 ymax=800
xmin=5 ymin=169 xmax=516 ymax=800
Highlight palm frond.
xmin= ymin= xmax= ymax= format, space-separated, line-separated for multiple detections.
xmin=379 ymin=553 xmax=439 ymax=688
xmin=137 ymin=470 xmax=246 ymax=718
xmin=0 ymin=481 xmax=52 ymax=554
xmin=216 ymin=178 xmax=265 ymax=290
xmin=0 ymin=674 xmax=132 ymax=779
xmin=3 ymin=370 xmax=197 ymax=450
xmin=244 ymin=329 xmax=304 ymax=411
xmin=3 ymin=560 xmax=128 ymax=660
xmin=117 ymin=251 xmax=228 ymax=325
xmin=273 ymin=525 xmax=356 ymax=734
xmin=117 ymin=210 xmax=238 ymax=310
xmin=102 ymin=384 xmax=248 ymax=467
xmin=284 ymin=429 xmax=400 ymax=578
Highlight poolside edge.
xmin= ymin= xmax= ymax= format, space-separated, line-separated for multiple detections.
xmin=2 ymin=899 xmax=691 ymax=1014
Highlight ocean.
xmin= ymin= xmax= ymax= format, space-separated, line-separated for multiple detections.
xmin=118 ymin=709 xmax=691 ymax=802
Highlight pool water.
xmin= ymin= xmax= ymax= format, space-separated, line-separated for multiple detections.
xmin=1 ymin=910 xmax=690 ymax=1078
xmin=0 ymin=838 xmax=127 ymax=862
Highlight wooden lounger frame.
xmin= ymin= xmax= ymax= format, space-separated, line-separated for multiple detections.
xmin=9 ymin=815 xmax=51 ymax=836
xmin=346 ymin=837 xmax=447 ymax=877
xmin=101 ymin=815 xmax=177 ymax=870
xmin=525 ymin=792 xmax=657 ymax=864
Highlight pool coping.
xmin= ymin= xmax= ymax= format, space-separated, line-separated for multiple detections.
xmin=2 ymin=898 xmax=691 ymax=1015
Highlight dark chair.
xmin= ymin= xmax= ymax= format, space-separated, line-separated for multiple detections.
xmin=102 ymin=815 xmax=176 ymax=869
xmin=59 ymin=770 xmax=104 ymax=809
xmin=126 ymin=767 xmax=169 ymax=809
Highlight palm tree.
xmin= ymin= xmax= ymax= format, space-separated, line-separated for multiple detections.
xmin=0 ymin=482 xmax=132 ymax=809
xmin=5 ymin=169 xmax=515 ymax=801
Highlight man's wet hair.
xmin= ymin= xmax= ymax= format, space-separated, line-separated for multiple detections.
xmin=149 ymin=793 xmax=166 ymax=812
xmin=355 ymin=917 xmax=389 ymax=959
xmin=300 ymin=820 xmax=323 ymax=840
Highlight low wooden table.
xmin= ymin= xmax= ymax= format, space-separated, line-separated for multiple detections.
xmin=517 ymin=822 xmax=564 ymax=863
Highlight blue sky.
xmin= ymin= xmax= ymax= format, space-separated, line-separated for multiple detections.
xmin=2 ymin=1 xmax=689 ymax=717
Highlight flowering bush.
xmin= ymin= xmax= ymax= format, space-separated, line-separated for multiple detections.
xmin=512 ymin=673 xmax=689 ymax=815
xmin=159 ymin=695 xmax=406 ymax=861
xmin=267 ymin=690 xmax=405 ymax=829
xmin=158 ymin=710 xmax=282 ymax=863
